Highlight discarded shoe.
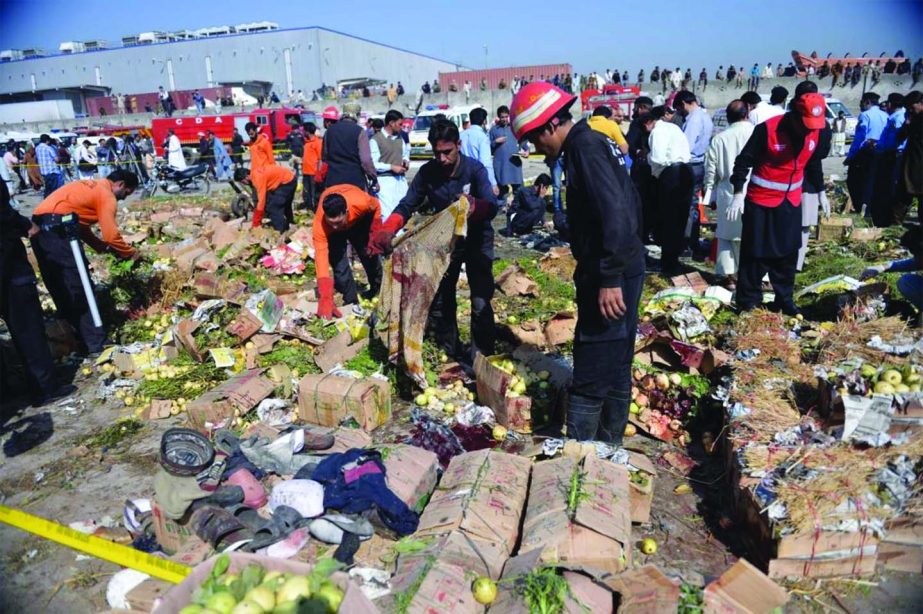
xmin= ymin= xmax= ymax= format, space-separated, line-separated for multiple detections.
xmin=308 ymin=513 xmax=374 ymax=544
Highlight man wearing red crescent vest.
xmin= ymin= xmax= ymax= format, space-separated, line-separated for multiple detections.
xmin=727 ymin=92 xmax=827 ymax=315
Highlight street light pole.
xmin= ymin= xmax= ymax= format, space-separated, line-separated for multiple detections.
xmin=484 ymin=45 xmax=488 ymax=69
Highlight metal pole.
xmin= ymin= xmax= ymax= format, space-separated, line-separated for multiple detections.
xmin=69 ymin=238 xmax=103 ymax=327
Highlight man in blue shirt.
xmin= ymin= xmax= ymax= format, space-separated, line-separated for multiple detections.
xmin=369 ymin=118 xmax=498 ymax=363
xmin=489 ymin=106 xmax=526 ymax=205
xmin=459 ymin=107 xmax=498 ymax=192
xmin=35 ymin=134 xmax=63 ymax=198
xmin=674 ymin=91 xmax=713 ymax=255
xmin=871 ymin=93 xmax=908 ymax=226
xmin=845 ymin=92 xmax=889 ymax=214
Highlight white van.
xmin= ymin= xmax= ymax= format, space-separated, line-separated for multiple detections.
xmin=409 ymin=105 xmax=484 ymax=158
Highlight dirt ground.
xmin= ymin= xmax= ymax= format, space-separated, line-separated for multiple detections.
xmin=2 ymin=153 xmax=921 ymax=613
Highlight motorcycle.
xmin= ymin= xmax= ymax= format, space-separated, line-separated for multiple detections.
xmin=146 ymin=162 xmax=210 ymax=198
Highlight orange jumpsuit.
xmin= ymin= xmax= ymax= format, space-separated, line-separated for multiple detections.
xmin=33 ymin=179 xmax=135 ymax=258
xmin=248 ymin=132 xmax=274 ymax=172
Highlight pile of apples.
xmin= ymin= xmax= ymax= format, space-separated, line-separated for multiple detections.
xmin=629 ymin=368 xmax=696 ymax=444
xmin=414 ymin=380 xmax=475 ymax=414
xmin=832 ymin=363 xmax=922 ymax=397
xmin=488 ymin=356 xmax=552 ymax=400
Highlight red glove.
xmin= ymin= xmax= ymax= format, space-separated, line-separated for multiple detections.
xmin=316 ymin=277 xmax=341 ymax=320
xmin=367 ymin=214 xmax=404 ymax=256
xmin=467 ymin=197 xmax=495 ymax=223
xmin=252 ymin=206 xmax=264 ymax=229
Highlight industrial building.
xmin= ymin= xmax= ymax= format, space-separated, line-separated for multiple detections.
xmin=0 ymin=25 xmax=462 ymax=114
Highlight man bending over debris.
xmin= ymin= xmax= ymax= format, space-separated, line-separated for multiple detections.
xmin=31 ymin=169 xmax=139 ymax=356
xmin=234 ymin=165 xmax=297 ymax=232
xmin=313 ymin=184 xmax=383 ymax=319
xmin=511 ymin=82 xmax=645 ymax=445
xmin=369 ymin=118 xmax=498 ymax=364
xmin=507 ymin=173 xmax=552 ymax=236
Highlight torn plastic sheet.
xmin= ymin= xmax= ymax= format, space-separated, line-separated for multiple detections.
xmin=245 ymin=289 xmax=284 ymax=333
xmin=260 ymin=243 xmax=306 ymax=275
xmin=668 ymin=303 xmax=711 ymax=341
xmin=455 ymin=403 xmax=493 ymax=427
xmin=867 ymin=335 xmax=923 ymax=356
xmin=192 ymin=299 xmax=226 ymax=321
xmin=256 ymin=398 xmax=295 ymax=426
xmin=877 ymin=455 xmax=919 ymax=511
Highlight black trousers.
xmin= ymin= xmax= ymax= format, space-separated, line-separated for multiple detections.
xmin=302 ymin=174 xmax=317 ymax=210
xmin=329 ymin=214 xmax=382 ymax=304
xmin=498 ymin=183 xmax=521 ymax=203
xmin=736 ymin=199 xmax=801 ymax=311
xmin=568 ymin=272 xmax=644 ymax=443
xmin=30 ymin=229 xmax=106 ymax=354
xmin=266 ymin=178 xmax=297 ymax=232
xmin=655 ymin=163 xmax=694 ymax=271
xmin=427 ymin=235 xmax=495 ymax=362
xmin=1 ymin=241 xmax=56 ymax=398
xmin=630 ymin=161 xmax=655 ymax=242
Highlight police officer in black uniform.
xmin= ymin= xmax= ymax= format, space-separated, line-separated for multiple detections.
xmin=1 ymin=180 xmax=74 ymax=406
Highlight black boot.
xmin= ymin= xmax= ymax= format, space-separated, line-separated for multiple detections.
xmin=565 ymin=394 xmax=602 ymax=441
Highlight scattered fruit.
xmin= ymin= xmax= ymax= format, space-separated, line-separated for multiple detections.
xmin=472 ymin=576 xmax=498 ymax=605
xmin=640 ymin=537 xmax=658 ymax=555
xmin=492 ymin=424 xmax=508 ymax=441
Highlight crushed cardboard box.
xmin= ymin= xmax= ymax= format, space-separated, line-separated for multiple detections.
xmin=520 ymin=453 xmax=632 ymax=579
xmin=704 ymin=558 xmax=789 ymax=613
xmin=496 ymin=263 xmax=540 ymax=296
xmin=415 ymin=449 xmax=532 ymax=579
xmin=380 ymin=444 xmax=440 ymax=513
xmin=605 ymin=565 xmax=680 ymax=613
xmin=185 ymin=369 xmax=276 ymax=430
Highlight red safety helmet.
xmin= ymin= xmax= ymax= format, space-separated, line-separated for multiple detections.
xmin=510 ymin=82 xmax=577 ymax=140
xmin=322 ymin=106 xmax=340 ymax=121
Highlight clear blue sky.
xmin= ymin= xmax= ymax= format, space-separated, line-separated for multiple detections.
xmin=1 ymin=0 xmax=921 ymax=74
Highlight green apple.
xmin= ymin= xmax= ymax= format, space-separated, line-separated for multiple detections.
xmin=874 ymin=381 xmax=896 ymax=395
xmin=881 ymin=369 xmax=903 ymax=386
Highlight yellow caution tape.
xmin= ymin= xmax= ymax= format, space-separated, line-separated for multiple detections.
xmin=0 ymin=504 xmax=191 ymax=584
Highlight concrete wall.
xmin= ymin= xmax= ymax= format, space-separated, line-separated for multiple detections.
xmin=0 ymin=27 xmax=459 ymax=102
xmin=3 ymin=75 xmax=917 ymax=134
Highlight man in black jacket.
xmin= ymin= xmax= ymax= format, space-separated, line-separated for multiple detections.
xmin=511 ymin=83 xmax=645 ymax=445
xmin=0 ymin=180 xmax=74 ymax=406
xmin=507 ymin=173 xmax=552 ymax=236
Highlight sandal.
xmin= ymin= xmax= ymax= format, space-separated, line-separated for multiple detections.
xmin=308 ymin=513 xmax=374 ymax=544
xmin=188 ymin=485 xmax=245 ymax=514
xmin=191 ymin=506 xmax=254 ymax=552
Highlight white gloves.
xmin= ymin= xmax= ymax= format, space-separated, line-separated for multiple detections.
xmin=819 ymin=192 xmax=831 ymax=218
xmin=861 ymin=265 xmax=887 ymax=280
xmin=727 ymin=193 xmax=745 ymax=222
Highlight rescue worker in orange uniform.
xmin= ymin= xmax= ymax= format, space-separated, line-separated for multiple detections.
xmin=727 ymin=92 xmax=827 ymax=315
xmin=234 ymin=165 xmax=297 ymax=232
xmin=245 ymin=122 xmax=274 ymax=172
xmin=313 ymin=184 xmax=383 ymax=319
xmin=31 ymin=169 xmax=140 ymax=355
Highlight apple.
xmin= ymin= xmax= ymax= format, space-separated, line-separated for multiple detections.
xmin=881 ymin=369 xmax=903 ymax=386
xmin=874 ymin=381 xmax=896 ymax=395
xmin=641 ymin=375 xmax=656 ymax=391
xmin=860 ymin=364 xmax=877 ymax=379
xmin=631 ymin=386 xmax=639 ymax=400
xmin=654 ymin=373 xmax=671 ymax=390
xmin=624 ymin=423 xmax=637 ymax=437
xmin=635 ymin=393 xmax=649 ymax=407
xmin=895 ymin=384 xmax=910 ymax=393
xmin=905 ymin=372 xmax=921 ymax=385
xmin=668 ymin=373 xmax=682 ymax=386
xmin=629 ymin=402 xmax=641 ymax=415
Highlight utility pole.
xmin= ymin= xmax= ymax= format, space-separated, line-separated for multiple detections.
xmin=484 ymin=45 xmax=488 ymax=69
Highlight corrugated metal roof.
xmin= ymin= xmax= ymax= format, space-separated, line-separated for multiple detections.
xmin=438 ymin=64 xmax=572 ymax=91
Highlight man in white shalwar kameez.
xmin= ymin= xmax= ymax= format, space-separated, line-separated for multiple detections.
xmin=702 ymin=100 xmax=754 ymax=282
xmin=166 ymin=130 xmax=187 ymax=171
xmin=369 ymin=110 xmax=410 ymax=220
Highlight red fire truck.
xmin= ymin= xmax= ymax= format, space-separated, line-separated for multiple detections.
xmin=151 ymin=108 xmax=318 ymax=156
xmin=581 ymin=85 xmax=641 ymax=117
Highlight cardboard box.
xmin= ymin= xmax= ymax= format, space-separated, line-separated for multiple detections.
xmin=313 ymin=330 xmax=369 ymax=372
xmin=174 ymin=318 xmax=204 ymax=361
xmin=473 ymin=353 xmax=533 ymax=433
xmin=226 ymin=309 xmax=263 ymax=343
xmin=124 ymin=579 xmax=173 ymax=612
xmin=496 ymin=263 xmax=539 ymax=296
xmin=415 ymin=449 xmax=531 ymax=578
xmin=817 ymin=215 xmax=852 ymax=242
xmin=150 ymin=501 xmax=204 ymax=555
xmin=384 ymin=558 xmax=479 ymax=614
xmin=627 ymin=451 xmax=657 ymax=524
xmin=704 ymin=558 xmax=789 ymax=613
xmin=297 ymin=373 xmax=391 ymax=431
xmin=380 ymin=444 xmax=440 ymax=512
xmin=152 ymin=553 xmax=377 ymax=613
xmin=544 ymin=311 xmax=577 ymax=346
xmin=520 ymin=454 xmax=632 ymax=578
xmin=492 ymin=549 xmax=615 ymax=614
xmin=605 ymin=565 xmax=680 ymax=613
xmin=186 ymin=369 xmax=276 ymax=430
xmin=879 ymin=517 xmax=923 ymax=573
